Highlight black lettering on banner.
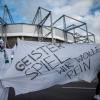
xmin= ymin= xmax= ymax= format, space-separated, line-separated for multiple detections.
xmin=15 ymin=43 xmax=95 ymax=81
xmin=43 ymin=55 xmax=60 ymax=69
xmin=40 ymin=61 xmax=50 ymax=71
xmin=15 ymin=61 xmax=25 ymax=71
xmin=75 ymin=55 xmax=83 ymax=63
xmin=44 ymin=56 xmax=54 ymax=69
xmin=65 ymin=65 xmax=82 ymax=79
xmin=88 ymin=49 xmax=95 ymax=56
xmin=55 ymin=59 xmax=74 ymax=75
xmin=64 ymin=61 xmax=74 ymax=69
xmin=54 ymin=54 xmax=72 ymax=65
xmin=21 ymin=56 xmax=31 ymax=66
xmin=79 ymin=64 xmax=83 ymax=72
xmin=46 ymin=44 xmax=58 ymax=53
xmin=36 ymin=46 xmax=49 ymax=55
xmin=25 ymin=63 xmax=43 ymax=80
xmin=56 ymin=65 xmax=68 ymax=75
xmin=56 ymin=57 xmax=91 ymax=80
xmin=65 ymin=58 xmax=90 ymax=79
xmin=73 ymin=65 xmax=83 ymax=76
xmin=82 ymin=52 xmax=89 ymax=59
xmin=54 ymin=54 xmax=62 ymax=63
xmin=66 ymin=70 xmax=74 ymax=79
xmin=83 ymin=58 xmax=90 ymax=71
xmin=31 ymin=63 xmax=42 ymax=74
xmin=31 ymin=50 xmax=42 ymax=61
xmin=25 ymin=68 xmax=38 ymax=80
xmin=28 ymin=54 xmax=36 ymax=61
xmin=75 ymin=46 xmax=100 ymax=63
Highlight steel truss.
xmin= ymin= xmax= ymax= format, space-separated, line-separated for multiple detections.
xmin=32 ymin=7 xmax=53 ymax=43
xmin=53 ymin=15 xmax=95 ymax=43
xmin=0 ymin=5 xmax=14 ymax=47
xmin=32 ymin=7 xmax=95 ymax=43
xmin=0 ymin=5 xmax=95 ymax=44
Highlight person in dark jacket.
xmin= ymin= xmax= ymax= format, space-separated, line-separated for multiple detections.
xmin=94 ymin=71 xmax=100 ymax=100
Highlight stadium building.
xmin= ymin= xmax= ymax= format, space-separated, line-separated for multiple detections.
xmin=0 ymin=5 xmax=95 ymax=48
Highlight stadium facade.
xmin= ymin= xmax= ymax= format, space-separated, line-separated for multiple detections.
xmin=0 ymin=5 xmax=95 ymax=48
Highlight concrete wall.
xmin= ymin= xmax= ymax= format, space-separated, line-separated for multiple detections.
xmin=0 ymin=24 xmax=69 ymax=48
xmin=0 ymin=24 xmax=65 ymax=40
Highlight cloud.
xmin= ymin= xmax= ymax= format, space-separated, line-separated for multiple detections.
xmin=47 ymin=0 xmax=67 ymax=7
xmin=1 ymin=0 xmax=93 ymax=22
xmin=1 ymin=0 xmax=100 ymax=42
xmin=83 ymin=11 xmax=100 ymax=42
xmin=51 ymin=0 xmax=100 ymax=43
xmin=53 ymin=0 xmax=93 ymax=18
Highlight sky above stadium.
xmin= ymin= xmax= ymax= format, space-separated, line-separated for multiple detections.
xmin=0 ymin=0 xmax=100 ymax=42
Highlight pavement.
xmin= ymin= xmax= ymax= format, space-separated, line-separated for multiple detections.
xmin=8 ymin=81 xmax=97 ymax=100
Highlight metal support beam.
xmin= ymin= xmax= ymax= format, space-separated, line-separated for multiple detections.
xmin=85 ymin=24 xmax=89 ymax=43
xmin=32 ymin=7 xmax=53 ymax=43
xmin=50 ymin=12 xmax=54 ymax=43
xmin=53 ymin=15 xmax=64 ymax=25
xmin=65 ymin=23 xmax=86 ymax=32
xmin=0 ymin=5 xmax=14 ymax=49
xmin=38 ymin=12 xmax=50 ymax=26
xmin=0 ymin=17 xmax=6 ymax=25
xmin=4 ymin=5 xmax=14 ymax=23
xmin=64 ymin=15 xmax=85 ymax=24
xmin=63 ymin=15 xmax=67 ymax=42
xmin=32 ymin=7 xmax=95 ymax=44
xmin=2 ymin=25 xmax=7 ymax=48
xmin=32 ymin=7 xmax=40 ymax=24
xmin=3 ymin=5 xmax=14 ymax=24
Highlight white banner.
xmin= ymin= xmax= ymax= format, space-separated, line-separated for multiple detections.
xmin=0 ymin=50 xmax=11 ymax=100
xmin=2 ymin=40 xmax=100 ymax=95
xmin=0 ymin=82 xmax=9 ymax=100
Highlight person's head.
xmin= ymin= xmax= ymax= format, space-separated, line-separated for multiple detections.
xmin=0 ymin=39 xmax=3 ymax=43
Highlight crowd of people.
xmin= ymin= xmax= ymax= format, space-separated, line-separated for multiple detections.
xmin=0 ymin=38 xmax=14 ymax=63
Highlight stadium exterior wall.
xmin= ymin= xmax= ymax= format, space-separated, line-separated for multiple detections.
xmin=0 ymin=24 xmax=65 ymax=48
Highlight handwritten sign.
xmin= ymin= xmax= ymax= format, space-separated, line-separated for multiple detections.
xmin=2 ymin=40 xmax=100 ymax=95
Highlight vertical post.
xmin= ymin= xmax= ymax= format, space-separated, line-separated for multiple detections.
xmin=85 ymin=24 xmax=89 ymax=43
xmin=50 ymin=11 xmax=54 ymax=44
xmin=63 ymin=15 xmax=67 ymax=42
xmin=93 ymin=34 xmax=95 ymax=42
xmin=40 ymin=8 xmax=43 ymax=41
xmin=2 ymin=25 xmax=7 ymax=49
xmin=37 ymin=8 xmax=40 ymax=42
xmin=2 ymin=25 xmax=7 ymax=48
xmin=3 ymin=5 xmax=6 ymax=22
xmin=4 ymin=25 xmax=7 ymax=48
xmin=1 ymin=25 xmax=3 ymax=40
xmin=3 ymin=5 xmax=7 ymax=48
xmin=73 ymin=28 xmax=76 ymax=43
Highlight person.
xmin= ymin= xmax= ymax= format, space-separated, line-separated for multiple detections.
xmin=11 ymin=49 xmax=14 ymax=63
xmin=0 ymin=39 xmax=4 ymax=52
xmin=94 ymin=71 xmax=100 ymax=100
xmin=4 ymin=49 xmax=9 ymax=63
